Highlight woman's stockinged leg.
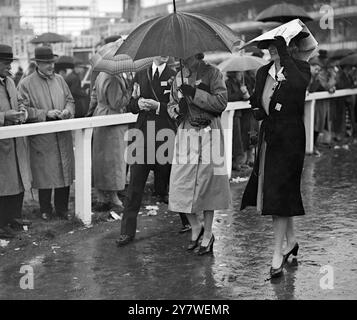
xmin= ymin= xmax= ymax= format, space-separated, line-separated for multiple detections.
xmin=272 ymin=216 xmax=288 ymax=268
xmin=108 ymin=191 xmax=123 ymax=207
xmin=201 ymin=210 xmax=214 ymax=247
xmin=185 ymin=213 xmax=202 ymax=241
xmin=284 ymin=217 xmax=296 ymax=254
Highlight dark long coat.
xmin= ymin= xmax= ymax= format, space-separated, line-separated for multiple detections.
xmin=241 ymin=55 xmax=311 ymax=217
xmin=65 ymin=71 xmax=88 ymax=118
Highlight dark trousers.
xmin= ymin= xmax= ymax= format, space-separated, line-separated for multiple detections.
xmin=179 ymin=213 xmax=190 ymax=226
xmin=121 ymin=163 xmax=170 ymax=237
xmin=0 ymin=192 xmax=24 ymax=228
xmin=233 ymin=110 xmax=257 ymax=157
xmin=38 ymin=187 xmax=70 ymax=216
xmin=154 ymin=163 xmax=171 ymax=196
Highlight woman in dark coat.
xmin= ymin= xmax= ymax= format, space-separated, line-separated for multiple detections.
xmin=240 ymin=34 xmax=311 ymax=278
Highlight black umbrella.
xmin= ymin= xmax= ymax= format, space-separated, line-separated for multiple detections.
xmin=329 ymin=48 xmax=354 ymax=61
xmin=256 ymin=3 xmax=313 ymax=23
xmin=115 ymin=0 xmax=239 ymax=121
xmin=339 ymin=53 xmax=357 ymax=66
xmin=30 ymin=32 xmax=71 ymax=44
xmin=115 ymin=1 xmax=239 ymax=60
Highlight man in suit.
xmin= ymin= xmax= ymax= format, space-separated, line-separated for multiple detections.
xmin=0 ymin=44 xmax=31 ymax=238
xmin=116 ymin=56 xmax=189 ymax=246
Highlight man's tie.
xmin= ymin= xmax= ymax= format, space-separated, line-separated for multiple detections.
xmin=152 ymin=68 xmax=160 ymax=97
xmin=153 ymin=68 xmax=159 ymax=82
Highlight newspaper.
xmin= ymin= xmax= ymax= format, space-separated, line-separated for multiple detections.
xmin=240 ymin=19 xmax=318 ymax=61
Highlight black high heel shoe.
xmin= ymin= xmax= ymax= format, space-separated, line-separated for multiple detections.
xmin=198 ymin=234 xmax=215 ymax=255
xmin=187 ymin=226 xmax=204 ymax=251
xmin=283 ymin=243 xmax=299 ymax=262
xmin=270 ymin=257 xmax=284 ymax=278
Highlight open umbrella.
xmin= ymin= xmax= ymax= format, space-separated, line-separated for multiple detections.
xmin=256 ymin=3 xmax=313 ymax=23
xmin=115 ymin=4 xmax=239 ymax=59
xmin=338 ymin=53 xmax=357 ymax=66
xmin=218 ymin=55 xmax=268 ymax=73
xmin=90 ymin=39 xmax=153 ymax=75
xmin=30 ymin=32 xmax=71 ymax=44
xmin=329 ymin=48 xmax=354 ymax=61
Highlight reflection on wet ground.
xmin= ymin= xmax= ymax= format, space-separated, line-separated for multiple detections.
xmin=1 ymin=147 xmax=357 ymax=299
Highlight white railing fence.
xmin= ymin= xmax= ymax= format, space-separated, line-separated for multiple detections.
xmin=1 ymin=88 xmax=357 ymax=225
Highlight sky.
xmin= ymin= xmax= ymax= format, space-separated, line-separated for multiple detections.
xmin=96 ymin=0 xmax=173 ymax=12
xmin=97 ymin=0 xmax=123 ymax=12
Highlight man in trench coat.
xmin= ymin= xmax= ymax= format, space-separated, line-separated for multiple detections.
xmin=17 ymin=46 xmax=75 ymax=220
xmin=0 ymin=44 xmax=31 ymax=238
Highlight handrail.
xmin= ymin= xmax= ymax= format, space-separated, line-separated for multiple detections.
xmin=1 ymin=88 xmax=356 ymax=225
xmin=2 ymin=88 xmax=357 ymax=140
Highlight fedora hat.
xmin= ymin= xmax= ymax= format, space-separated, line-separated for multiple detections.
xmin=0 ymin=44 xmax=18 ymax=61
xmin=32 ymin=46 xmax=58 ymax=62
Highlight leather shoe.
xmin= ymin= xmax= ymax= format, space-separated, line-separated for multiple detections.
xmin=283 ymin=243 xmax=299 ymax=263
xmin=179 ymin=224 xmax=191 ymax=234
xmin=116 ymin=234 xmax=134 ymax=247
xmin=187 ymin=226 xmax=204 ymax=251
xmin=270 ymin=257 xmax=284 ymax=278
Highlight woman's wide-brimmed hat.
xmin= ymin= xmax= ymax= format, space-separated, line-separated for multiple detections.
xmin=32 ymin=46 xmax=59 ymax=62
xmin=241 ymin=19 xmax=318 ymax=61
xmin=257 ymin=31 xmax=310 ymax=49
xmin=0 ymin=44 xmax=18 ymax=61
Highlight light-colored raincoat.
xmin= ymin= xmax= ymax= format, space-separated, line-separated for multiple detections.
xmin=0 ymin=76 xmax=31 ymax=195
xmin=17 ymin=70 xmax=75 ymax=189
xmin=167 ymin=62 xmax=231 ymax=213
xmin=90 ymin=72 xmax=131 ymax=191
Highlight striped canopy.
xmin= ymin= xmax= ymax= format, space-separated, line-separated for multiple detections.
xmin=90 ymin=39 xmax=153 ymax=75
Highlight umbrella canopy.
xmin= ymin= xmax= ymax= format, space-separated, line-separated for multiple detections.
xmin=329 ymin=48 xmax=354 ymax=61
xmin=55 ymin=55 xmax=74 ymax=69
xmin=256 ymin=3 xmax=313 ymax=23
xmin=90 ymin=39 xmax=153 ymax=75
xmin=30 ymin=32 xmax=71 ymax=44
xmin=338 ymin=53 xmax=357 ymax=66
xmin=218 ymin=55 xmax=268 ymax=72
xmin=115 ymin=11 xmax=239 ymax=60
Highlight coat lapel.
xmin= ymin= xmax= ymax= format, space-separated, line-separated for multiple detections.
xmin=255 ymin=61 xmax=273 ymax=108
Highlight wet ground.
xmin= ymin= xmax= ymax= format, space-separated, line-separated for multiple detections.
xmin=0 ymin=143 xmax=357 ymax=300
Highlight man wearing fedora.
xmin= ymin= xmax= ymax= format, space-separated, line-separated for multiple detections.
xmin=0 ymin=44 xmax=32 ymax=238
xmin=17 ymin=46 xmax=75 ymax=221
